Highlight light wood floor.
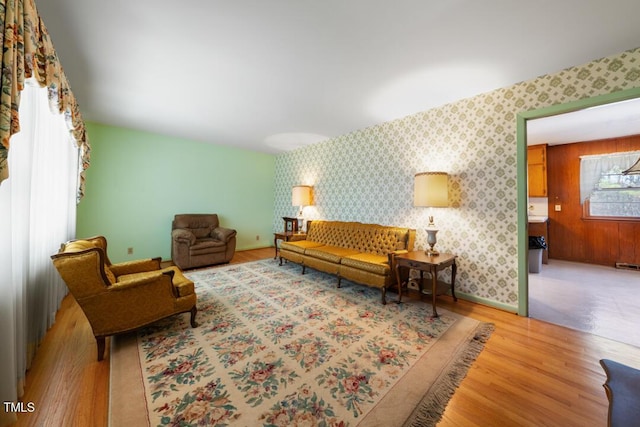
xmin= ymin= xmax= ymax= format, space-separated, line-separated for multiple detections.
xmin=15 ymin=248 xmax=640 ymax=426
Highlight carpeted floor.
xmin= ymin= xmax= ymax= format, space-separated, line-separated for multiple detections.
xmin=109 ymin=260 xmax=493 ymax=426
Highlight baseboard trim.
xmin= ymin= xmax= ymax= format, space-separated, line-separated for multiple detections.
xmin=455 ymin=291 xmax=518 ymax=314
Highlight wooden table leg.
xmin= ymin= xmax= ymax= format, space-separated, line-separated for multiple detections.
xmin=274 ymin=235 xmax=278 ymax=259
xmin=430 ymin=265 xmax=439 ymax=318
xmin=451 ymin=259 xmax=458 ymax=301
xmin=395 ymin=263 xmax=403 ymax=303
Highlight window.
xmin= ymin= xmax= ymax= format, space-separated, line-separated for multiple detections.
xmin=580 ymin=151 xmax=640 ymax=219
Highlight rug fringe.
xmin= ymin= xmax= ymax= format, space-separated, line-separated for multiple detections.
xmin=402 ymin=322 xmax=495 ymax=427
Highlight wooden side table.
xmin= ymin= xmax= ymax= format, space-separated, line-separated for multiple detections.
xmin=273 ymin=231 xmax=305 ymax=259
xmin=394 ymin=251 xmax=457 ymax=317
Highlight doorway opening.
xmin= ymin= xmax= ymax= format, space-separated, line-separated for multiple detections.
xmin=517 ymin=87 xmax=640 ymax=347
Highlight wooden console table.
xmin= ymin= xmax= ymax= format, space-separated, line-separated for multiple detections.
xmin=394 ymin=251 xmax=457 ymax=317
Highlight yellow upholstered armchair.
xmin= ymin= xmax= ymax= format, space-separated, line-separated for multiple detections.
xmin=51 ymin=236 xmax=197 ymax=361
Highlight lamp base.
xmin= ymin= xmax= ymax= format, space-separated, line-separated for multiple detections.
xmin=425 ymin=228 xmax=439 ymax=257
xmin=425 ymin=247 xmax=439 ymax=256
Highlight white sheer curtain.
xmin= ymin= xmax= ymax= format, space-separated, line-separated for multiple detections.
xmin=580 ymin=150 xmax=640 ymax=203
xmin=0 ymin=80 xmax=79 ymax=427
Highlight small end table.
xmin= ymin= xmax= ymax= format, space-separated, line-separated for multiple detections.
xmin=394 ymin=251 xmax=457 ymax=317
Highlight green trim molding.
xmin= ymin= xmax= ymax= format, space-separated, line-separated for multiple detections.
xmin=516 ymin=86 xmax=640 ymax=316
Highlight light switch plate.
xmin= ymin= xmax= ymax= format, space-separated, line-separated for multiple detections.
xmin=555 ymin=204 xmax=561 ymax=211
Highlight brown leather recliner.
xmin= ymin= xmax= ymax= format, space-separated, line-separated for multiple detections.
xmin=51 ymin=236 xmax=197 ymax=361
xmin=171 ymin=214 xmax=237 ymax=270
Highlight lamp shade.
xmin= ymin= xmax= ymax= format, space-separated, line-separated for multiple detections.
xmin=413 ymin=172 xmax=449 ymax=207
xmin=292 ymin=185 xmax=312 ymax=206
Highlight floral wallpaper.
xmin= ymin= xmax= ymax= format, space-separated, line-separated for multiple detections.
xmin=274 ymin=47 xmax=640 ymax=310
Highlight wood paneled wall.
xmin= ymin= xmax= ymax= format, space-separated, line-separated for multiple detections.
xmin=546 ymin=134 xmax=640 ymax=267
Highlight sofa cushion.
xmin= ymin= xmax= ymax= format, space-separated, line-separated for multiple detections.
xmin=280 ymin=240 xmax=325 ymax=254
xmin=306 ymin=221 xmax=412 ymax=256
xmin=191 ymin=227 xmax=213 ymax=238
xmin=352 ymin=227 xmax=411 ymax=255
xmin=173 ymin=214 xmax=219 ymax=238
xmin=306 ymin=221 xmax=358 ymax=248
xmin=190 ymin=238 xmax=226 ymax=255
xmin=304 ymin=245 xmax=360 ymax=264
xmin=341 ymin=253 xmax=390 ymax=276
xmin=118 ymin=267 xmax=195 ymax=298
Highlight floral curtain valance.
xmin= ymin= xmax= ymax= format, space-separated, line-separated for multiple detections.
xmin=0 ymin=0 xmax=90 ymax=198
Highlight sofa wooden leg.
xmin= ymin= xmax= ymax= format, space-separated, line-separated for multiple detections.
xmin=337 ymin=276 xmax=342 ymax=288
xmin=279 ymin=257 xmax=283 ymax=266
xmin=96 ymin=336 xmax=106 ymax=361
xmin=381 ymin=288 xmax=387 ymax=305
xmin=190 ymin=305 xmax=198 ymax=328
xmin=302 ymin=265 xmax=306 ymax=275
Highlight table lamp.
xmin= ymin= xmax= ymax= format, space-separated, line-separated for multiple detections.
xmin=413 ymin=172 xmax=449 ymax=255
xmin=292 ymin=185 xmax=312 ymax=231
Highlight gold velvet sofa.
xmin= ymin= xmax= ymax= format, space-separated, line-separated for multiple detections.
xmin=279 ymin=220 xmax=416 ymax=304
xmin=51 ymin=236 xmax=197 ymax=361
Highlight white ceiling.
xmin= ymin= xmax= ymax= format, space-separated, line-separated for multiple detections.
xmin=527 ymin=97 xmax=640 ymax=146
xmin=35 ymin=0 xmax=640 ymax=153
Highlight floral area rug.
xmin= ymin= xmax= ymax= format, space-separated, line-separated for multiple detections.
xmin=109 ymin=259 xmax=493 ymax=427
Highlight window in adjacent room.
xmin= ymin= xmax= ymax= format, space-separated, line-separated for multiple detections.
xmin=580 ymin=150 xmax=640 ymax=219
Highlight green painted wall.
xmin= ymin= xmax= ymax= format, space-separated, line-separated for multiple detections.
xmin=77 ymin=122 xmax=275 ymax=263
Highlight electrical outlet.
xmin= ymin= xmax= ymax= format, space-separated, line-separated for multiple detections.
xmin=127 ymin=247 xmax=133 ymax=254
xmin=555 ymin=204 xmax=561 ymax=212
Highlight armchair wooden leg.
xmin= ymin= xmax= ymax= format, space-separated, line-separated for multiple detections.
xmin=96 ymin=336 xmax=106 ymax=361
xmin=381 ymin=288 xmax=387 ymax=305
xmin=190 ymin=305 xmax=198 ymax=328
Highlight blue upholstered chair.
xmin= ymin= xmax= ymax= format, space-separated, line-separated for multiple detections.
xmin=600 ymin=359 xmax=640 ymax=427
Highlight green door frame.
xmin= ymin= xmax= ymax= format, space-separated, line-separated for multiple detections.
xmin=516 ymin=86 xmax=640 ymax=316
